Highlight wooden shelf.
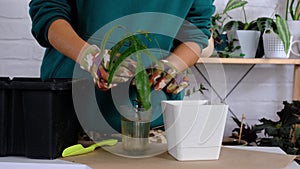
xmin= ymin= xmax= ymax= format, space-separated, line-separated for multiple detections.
xmin=197 ymin=58 xmax=300 ymax=65
xmin=196 ymin=57 xmax=300 ymax=100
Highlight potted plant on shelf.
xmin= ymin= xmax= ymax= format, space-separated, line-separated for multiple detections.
xmin=219 ymin=0 xmax=261 ymax=58
xmin=212 ymin=0 xmax=248 ymax=54
xmin=262 ymin=14 xmax=292 ymax=58
xmin=220 ymin=0 xmax=290 ymax=59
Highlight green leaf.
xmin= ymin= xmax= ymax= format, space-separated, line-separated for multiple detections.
xmin=294 ymin=127 xmax=300 ymax=140
xmin=254 ymin=118 xmax=279 ymax=135
xmin=223 ymin=0 xmax=248 ymax=14
xmin=223 ymin=20 xmax=245 ymax=31
xmin=106 ymin=41 xmax=146 ymax=85
xmin=275 ymin=14 xmax=291 ymax=54
xmin=245 ymin=17 xmax=276 ymax=33
xmin=278 ymin=101 xmax=300 ymax=127
xmin=185 ymin=89 xmax=191 ymax=96
xmin=231 ymin=115 xmax=242 ymax=127
xmin=99 ymin=26 xmax=161 ymax=110
xmin=253 ymin=17 xmax=275 ymax=32
xmin=108 ymin=34 xmax=152 ymax=110
xmin=108 ymin=34 xmax=133 ymax=70
xmin=286 ymin=0 xmax=290 ymax=20
xmin=295 ymin=0 xmax=300 ymax=20
xmin=100 ymin=25 xmax=124 ymax=57
xmin=134 ymin=47 xmax=151 ymax=110
xmin=291 ymin=0 xmax=296 ymax=19
xmin=289 ymin=0 xmax=300 ymax=20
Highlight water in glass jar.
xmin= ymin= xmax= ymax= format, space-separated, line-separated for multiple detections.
xmin=121 ymin=117 xmax=150 ymax=152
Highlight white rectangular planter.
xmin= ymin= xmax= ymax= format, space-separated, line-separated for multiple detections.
xmin=161 ymin=100 xmax=228 ymax=161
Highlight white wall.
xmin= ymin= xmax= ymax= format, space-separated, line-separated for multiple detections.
xmin=0 ymin=0 xmax=44 ymax=77
xmin=0 ymin=0 xmax=294 ymax=136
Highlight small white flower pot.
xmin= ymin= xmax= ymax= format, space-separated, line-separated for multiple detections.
xmin=161 ymin=100 xmax=228 ymax=161
xmin=227 ymin=30 xmax=260 ymax=58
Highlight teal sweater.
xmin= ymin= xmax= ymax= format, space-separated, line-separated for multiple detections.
xmin=29 ymin=0 xmax=215 ymax=132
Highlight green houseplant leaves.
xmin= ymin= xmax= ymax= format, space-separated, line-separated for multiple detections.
xmin=286 ymin=0 xmax=300 ymax=20
xmin=212 ymin=0 xmax=248 ymax=42
xmin=254 ymin=101 xmax=300 ymax=155
xmin=101 ymin=25 xmax=160 ymax=110
xmin=223 ymin=15 xmax=291 ymax=55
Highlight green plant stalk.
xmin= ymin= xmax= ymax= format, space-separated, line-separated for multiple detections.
xmin=289 ymin=0 xmax=300 ymax=20
xmin=242 ymin=6 xmax=248 ymax=25
xmin=290 ymin=0 xmax=296 ymax=20
xmin=295 ymin=0 xmax=300 ymax=20
xmin=286 ymin=0 xmax=290 ymax=20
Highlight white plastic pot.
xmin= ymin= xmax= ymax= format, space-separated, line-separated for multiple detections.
xmin=227 ymin=30 xmax=260 ymax=58
xmin=161 ymin=100 xmax=228 ymax=161
xmin=263 ymin=31 xmax=293 ymax=59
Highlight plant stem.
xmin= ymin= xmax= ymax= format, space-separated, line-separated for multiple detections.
xmin=135 ymin=106 xmax=142 ymax=121
xmin=286 ymin=0 xmax=290 ymax=20
xmin=238 ymin=114 xmax=245 ymax=144
xmin=296 ymin=0 xmax=300 ymax=20
xmin=291 ymin=0 xmax=295 ymax=20
xmin=242 ymin=6 xmax=247 ymax=24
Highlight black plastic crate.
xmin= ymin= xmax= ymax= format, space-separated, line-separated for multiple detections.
xmin=7 ymin=80 xmax=25 ymax=156
xmin=0 ymin=77 xmax=10 ymax=156
xmin=8 ymin=78 xmax=80 ymax=159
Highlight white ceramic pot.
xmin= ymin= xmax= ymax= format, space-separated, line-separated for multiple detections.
xmin=227 ymin=30 xmax=260 ymax=58
xmin=161 ymin=100 xmax=228 ymax=161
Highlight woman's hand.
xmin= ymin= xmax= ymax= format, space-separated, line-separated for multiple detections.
xmin=148 ymin=60 xmax=189 ymax=94
xmin=79 ymin=45 xmax=136 ymax=91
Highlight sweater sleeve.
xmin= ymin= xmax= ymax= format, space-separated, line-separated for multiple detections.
xmin=29 ymin=0 xmax=73 ymax=47
xmin=176 ymin=0 xmax=215 ymax=50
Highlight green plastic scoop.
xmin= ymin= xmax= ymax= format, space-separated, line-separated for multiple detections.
xmin=62 ymin=139 xmax=118 ymax=157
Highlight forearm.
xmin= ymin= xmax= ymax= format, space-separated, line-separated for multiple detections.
xmin=165 ymin=42 xmax=201 ymax=72
xmin=48 ymin=19 xmax=87 ymax=63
